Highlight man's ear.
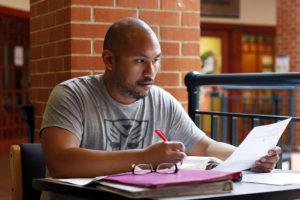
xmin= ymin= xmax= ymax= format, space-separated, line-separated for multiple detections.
xmin=102 ymin=50 xmax=114 ymax=70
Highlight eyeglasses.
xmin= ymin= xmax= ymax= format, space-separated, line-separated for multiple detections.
xmin=132 ymin=163 xmax=178 ymax=174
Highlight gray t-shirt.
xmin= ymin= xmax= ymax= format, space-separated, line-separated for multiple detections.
xmin=40 ymin=74 xmax=204 ymax=200
xmin=41 ymin=74 xmax=204 ymax=151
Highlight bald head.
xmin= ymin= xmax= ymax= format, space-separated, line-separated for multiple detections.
xmin=103 ymin=18 xmax=157 ymax=52
xmin=102 ymin=18 xmax=162 ymax=104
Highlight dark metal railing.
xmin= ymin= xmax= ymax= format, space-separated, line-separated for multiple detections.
xmin=185 ymin=71 xmax=300 ymax=169
xmin=209 ymin=86 xmax=295 ymax=151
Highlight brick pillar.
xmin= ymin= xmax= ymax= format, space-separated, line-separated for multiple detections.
xmin=30 ymin=0 xmax=72 ymax=142
xmin=277 ymin=0 xmax=300 ymax=150
xmin=30 ymin=0 xmax=200 ymax=142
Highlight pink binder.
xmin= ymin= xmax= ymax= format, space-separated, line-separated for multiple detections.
xmin=103 ymin=169 xmax=241 ymax=188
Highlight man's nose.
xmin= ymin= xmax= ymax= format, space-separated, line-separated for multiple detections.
xmin=144 ymin=61 xmax=157 ymax=77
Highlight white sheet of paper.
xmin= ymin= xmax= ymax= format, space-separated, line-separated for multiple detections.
xmin=213 ymin=118 xmax=291 ymax=172
xmin=58 ymin=172 xmax=131 ymax=186
xmin=242 ymin=172 xmax=300 ymax=185
xmin=59 ymin=176 xmax=106 ymax=186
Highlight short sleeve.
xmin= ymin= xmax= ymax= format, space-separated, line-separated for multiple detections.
xmin=155 ymin=89 xmax=205 ymax=151
xmin=40 ymin=84 xmax=84 ymax=141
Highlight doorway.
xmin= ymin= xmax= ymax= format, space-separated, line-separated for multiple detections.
xmin=200 ymin=22 xmax=275 ymax=73
xmin=0 ymin=6 xmax=30 ymax=154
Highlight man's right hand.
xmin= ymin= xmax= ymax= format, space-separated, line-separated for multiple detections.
xmin=142 ymin=141 xmax=186 ymax=167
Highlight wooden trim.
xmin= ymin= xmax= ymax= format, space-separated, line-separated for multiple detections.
xmin=201 ymin=22 xmax=234 ymax=31
xmin=230 ymin=30 xmax=242 ymax=73
xmin=10 ymin=145 xmax=23 ymax=200
xmin=201 ymin=22 xmax=275 ymax=34
xmin=0 ymin=5 xmax=29 ymax=18
xmin=201 ymin=29 xmax=230 ymax=73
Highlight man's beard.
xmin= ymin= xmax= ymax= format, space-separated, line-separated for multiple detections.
xmin=114 ymin=77 xmax=153 ymax=100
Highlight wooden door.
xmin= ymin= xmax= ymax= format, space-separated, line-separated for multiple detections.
xmin=201 ymin=23 xmax=275 ymax=73
xmin=241 ymin=34 xmax=275 ymax=73
xmin=0 ymin=6 xmax=30 ymax=153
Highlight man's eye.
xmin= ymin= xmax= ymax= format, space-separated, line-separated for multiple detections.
xmin=135 ymin=59 xmax=145 ymax=63
xmin=153 ymin=58 xmax=160 ymax=63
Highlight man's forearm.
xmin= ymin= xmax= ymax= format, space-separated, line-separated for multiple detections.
xmin=49 ymin=148 xmax=145 ymax=178
xmin=46 ymin=142 xmax=186 ymax=178
xmin=206 ymin=141 xmax=236 ymax=161
xmin=42 ymin=128 xmax=186 ymax=178
xmin=186 ymin=136 xmax=236 ymax=160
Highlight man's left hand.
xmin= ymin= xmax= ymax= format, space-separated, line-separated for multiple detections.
xmin=251 ymin=146 xmax=282 ymax=173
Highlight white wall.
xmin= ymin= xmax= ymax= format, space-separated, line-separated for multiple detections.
xmin=0 ymin=0 xmax=29 ymax=11
xmin=0 ymin=0 xmax=275 ymax=25
xmin=201 ymin=0 xmax=276 ymax=26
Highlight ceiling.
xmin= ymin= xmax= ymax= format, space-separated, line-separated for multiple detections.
xmin=0 ymin=0 xmax=29 ymax=11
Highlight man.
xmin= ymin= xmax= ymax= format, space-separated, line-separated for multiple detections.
xmin=41 ymin=17 xmax=280 ymax=182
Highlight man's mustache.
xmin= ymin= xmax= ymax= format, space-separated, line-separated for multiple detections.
xmin=137 ymin=77 xmax=154 ymax=84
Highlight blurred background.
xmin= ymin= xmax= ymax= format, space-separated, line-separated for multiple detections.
xmin=1 ymin=0 xmax=300 ymax=199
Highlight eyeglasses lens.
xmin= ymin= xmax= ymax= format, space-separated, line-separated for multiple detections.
xmin=156 ymin=163 xmax=177 ymax=174
xmin=133 ymin=164 xmax=152 ymax=174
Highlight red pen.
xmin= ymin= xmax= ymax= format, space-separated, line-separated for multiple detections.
xmin=155 ymin=129 xmax=181 ymax=152
xmin=155 ymin=129 xmax=168 ymax=141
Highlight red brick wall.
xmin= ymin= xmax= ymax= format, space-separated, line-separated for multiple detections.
xmin=30 ymin=0 xmax=200 ymax=141
xmin=30 ymin=0 xmax=71 ymax=142
xmin=277 ymin=0 xmax=300 ymax=149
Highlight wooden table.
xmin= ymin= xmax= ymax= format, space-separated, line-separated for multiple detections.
xmin=33 ymin=172 xmax=300 ymax=200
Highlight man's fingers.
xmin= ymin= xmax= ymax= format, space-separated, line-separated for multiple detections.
xmin=251 ymin=165 xmax=272 ymax=173
xmin=169 ymin=148 xmax=186 ymax=160
xmin=251 ymin=146 xmax=282 ymax=173
xmin=158 ymin=141 xmax=186 ymax=163
xmin=268 ymin=146 xmax=282 ymax=156
xmin=253 ymin=154 xmax=278 ymax=172
xmin=260 ymin=154 xmax=279 ymax=164
xmin=256 ymin=159 xmax=276 ymax=169
xmin=167 ymin=141 xmax=185 ymax=152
